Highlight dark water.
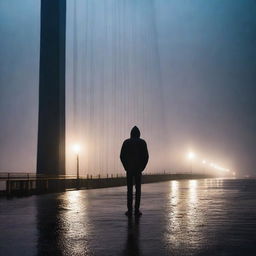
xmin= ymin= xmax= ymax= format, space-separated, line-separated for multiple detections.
xmin=0 ymin=179 xmax=256 ymax=256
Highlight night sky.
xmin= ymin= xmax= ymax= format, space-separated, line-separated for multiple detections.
xmin=0 ymin=0 xmax=255 ymax=176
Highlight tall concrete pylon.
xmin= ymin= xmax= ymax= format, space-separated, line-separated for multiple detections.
xmin=37 ymin=0 xmax=66 ymax=175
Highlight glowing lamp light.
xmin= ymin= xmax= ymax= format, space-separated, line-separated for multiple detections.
xmin=187 ymin=152 xmax=196 ymax=160
xmin=184 ymin=148 xmax=231 ymax=176
xmin=72 ymin=143 xmax=82 ymax=180
xmin=72 ymin=144 xmax=81 ymax=154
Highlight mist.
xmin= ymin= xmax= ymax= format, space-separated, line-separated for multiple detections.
xmin=0 ymin=0 xmax=255 ymax=176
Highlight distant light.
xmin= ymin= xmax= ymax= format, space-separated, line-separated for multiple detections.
xmin=72 ymin=144 xmax=81 ymax=154
xmin=187 ymin=152 xmax=196 ymax=160
xmin=185 ymin=150 xmax=231 ymax=174
xmin=233 ymin=172 xmax=236 ymax=176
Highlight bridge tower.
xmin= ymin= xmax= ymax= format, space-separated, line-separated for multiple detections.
xmin=37 ymin=0 xmax=66 ymax=175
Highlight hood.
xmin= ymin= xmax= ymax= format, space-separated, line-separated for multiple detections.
xmin=130 ymin=126 xmax=140 ymax=138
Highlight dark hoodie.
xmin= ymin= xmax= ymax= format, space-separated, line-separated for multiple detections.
xmin=120 ymin=126 xmax=149 ymax=173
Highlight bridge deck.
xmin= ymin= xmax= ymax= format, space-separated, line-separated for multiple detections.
xmin=0 ymin=179 xmax=255 ymax=256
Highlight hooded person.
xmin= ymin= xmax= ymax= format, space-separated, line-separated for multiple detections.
xmin=120 ymin=126 xmax=149 ymax=216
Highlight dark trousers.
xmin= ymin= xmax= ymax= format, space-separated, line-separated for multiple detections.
xmin=126 ymin=172 xmax=142 ymax=211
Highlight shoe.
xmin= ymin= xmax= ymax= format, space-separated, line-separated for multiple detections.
xmin=125 ymin=210 xmax=132 ymax=217
xmin=134 ymin=210 xmax=142 ymax=216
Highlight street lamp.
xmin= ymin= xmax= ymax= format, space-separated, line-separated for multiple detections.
xmin=72 ymin=144 xmax=81 ymax=179
xmin=187 ymin=152 xmax=196 ymax=173
xmin=187 ymin=152 xmax=195 ymax=160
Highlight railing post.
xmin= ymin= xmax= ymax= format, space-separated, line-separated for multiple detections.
xmin=6 ymin=173 xmax=10 ymax=194
xmin=27 ymin=173 xmax=30 ymax=191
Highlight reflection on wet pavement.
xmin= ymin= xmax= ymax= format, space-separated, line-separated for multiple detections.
xmin=1 ymin=179 xmax=256 ymax=256
xmin=122 ymin=217 xmax=141 ymax=256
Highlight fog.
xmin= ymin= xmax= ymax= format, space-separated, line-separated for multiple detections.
xmin=0 ymin=0 xmax=255 ymax=176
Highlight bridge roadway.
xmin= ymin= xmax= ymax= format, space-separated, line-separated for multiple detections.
xmin=0 ymin=178 xmax=256 ymax=256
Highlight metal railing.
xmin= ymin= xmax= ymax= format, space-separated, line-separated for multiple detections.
xmin=0 ymin=172 xmax=128 ymax=181
xmin=0 ymin=171 xmax=187 ymax=181
xmin=0 ymin=171 xmax=212 ymax=195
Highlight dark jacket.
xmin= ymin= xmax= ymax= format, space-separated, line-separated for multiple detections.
xmin=120 ymin=126 xmax=149 ymax=173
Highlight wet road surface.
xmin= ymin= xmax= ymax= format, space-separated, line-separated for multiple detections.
xmin=0 ymin=178 xmax=256 ymax=256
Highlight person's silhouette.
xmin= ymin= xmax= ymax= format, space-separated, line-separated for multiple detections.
xmin=120 ymin=126 xmax=149 ymax=216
